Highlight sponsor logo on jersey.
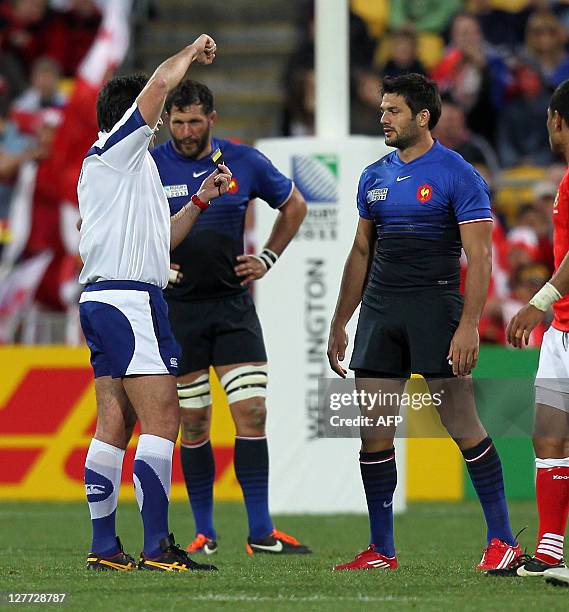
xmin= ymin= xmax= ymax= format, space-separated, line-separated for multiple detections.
xmin=192 ymin=170 xmax=208 ymax=178
xmin=170 ymin=357 xmax=178 ymax=367
xmin=164 ymin=184 xmax=189 ymax=198
xmin=417 ymin=184 xmax=433 ymax=203
xmin=367 ymin=188 xmax=389 ymax=202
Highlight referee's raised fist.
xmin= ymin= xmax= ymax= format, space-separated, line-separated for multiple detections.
xmin=192 ymin=34 xmax=217 ymax=64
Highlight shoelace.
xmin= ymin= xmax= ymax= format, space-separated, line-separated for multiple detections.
xmin=507 ymin=553 xmax=533 ymax=569
xmin=272 ymin=529 xmax=301 ymax=545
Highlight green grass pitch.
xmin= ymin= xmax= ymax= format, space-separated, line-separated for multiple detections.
xmin=1 ymin=501 xmax=568 ymax=611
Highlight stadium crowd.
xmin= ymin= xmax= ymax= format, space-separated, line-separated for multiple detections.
xmin=0 ymin=0 xmax=567 ymax=347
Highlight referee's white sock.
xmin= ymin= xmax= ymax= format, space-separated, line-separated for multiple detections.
xmin=133 ymin=434 xmax=174 ymax=557
xmin=85 ymin=438 xmax=125 ymax=555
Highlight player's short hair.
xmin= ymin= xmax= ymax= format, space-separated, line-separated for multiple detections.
xmin=381 ymin=73 xmax=442 ymax=130
xmin=96 ymin=73 xmax=148 ymax=132
xmin=550 ymin=79 xmax=569 ymax=126
xmin=165 ymin=80 xmax=214 ymax=115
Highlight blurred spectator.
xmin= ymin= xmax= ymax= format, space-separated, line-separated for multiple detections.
xmin=0 ymin=98 xmax=33 ymax=251
xmin=283 ymin=67 xmax=315 ymax=137
xmin=517 ymin=203 xmax=553 ymax=267
xmin=505 ymin=203 xmax=553 ymax=277
xmin=519 ymin=10 xmax=569 ymax=89
xmin=0 ymin=0 xmax=51 ymax=74
xmin=431 ymin=12 xmax=509 ymax=144
xmin=471 ymin=0 xmax=534 ymax=53
xmin=389 ymin=0 xmax=462 ymax=33
xmin=433 ymin=95 xmax=500 ymax=178
xmin=11 ymin=57 xmax=65 ymax=134
xmin=43 ymin=0 xmax=101 ymax=76
xmin=506 ymin=225 xmax=539 ymax=276
xmin=350 ymin=69 xmax=382 ymax=136
xmin=532 ymin=179 xmax=557 ymax=218
xmin=497 ymin=62 xmax=553 ymax=167
xmin=0 ymin=50 xmax=27 ymax=102
xmin=501 ymin=262 xmax=550 ymax=346
xmin=380 ymin=30 xmax=426 ymax=78
xmin=0 ymin=0 xmax=101 ymax=78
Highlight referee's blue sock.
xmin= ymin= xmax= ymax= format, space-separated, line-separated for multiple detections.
xmin=234 ymin=436 xmax=273 ymax=539
xmin=462 ymin=437 xmax=516 ymax=546
xmin=360 ymin=448 xmax=397 ymax=558
xmin=180 ymin=439 xmax=217 ymax=540
xmin=133 ymin=434 xmax=174 ymax=558
xmin=85 ymin=438 xmax=124 ymax=556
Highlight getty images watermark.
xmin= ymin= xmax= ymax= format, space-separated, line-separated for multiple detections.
xmin=320 ymin=380 xmax=445 ymax=437
xmin=316 ymin=377 xmax=547 ymax=439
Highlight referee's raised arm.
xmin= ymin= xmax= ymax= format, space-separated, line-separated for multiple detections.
xmin=136 ymin=34 xmax=217 ymax=129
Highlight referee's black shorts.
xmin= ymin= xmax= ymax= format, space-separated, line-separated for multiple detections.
xmin=350 ymin=289 xmax=463 ymax=378
xmin=166 ymin=293 xmax=267 ymax=376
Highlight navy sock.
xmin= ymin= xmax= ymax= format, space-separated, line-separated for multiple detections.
xmin=234 ymin=436 xmax=273 ymax=539
xmin=180 ymin=440 xmax=216 ymax=540
xmin=133 ymin=434 xmax=174 ymax=557
xmin=360 ymin=448 xmax=397 ymax=558
xmin=462 ymin=437 xmax=516 ymax=546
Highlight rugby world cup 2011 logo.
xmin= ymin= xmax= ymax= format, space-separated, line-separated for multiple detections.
xmin=292 ymin=154 xmax=339 ymax=241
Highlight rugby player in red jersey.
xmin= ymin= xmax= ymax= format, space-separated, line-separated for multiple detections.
xmin=490 ymin=80 xmax=569 ymax=583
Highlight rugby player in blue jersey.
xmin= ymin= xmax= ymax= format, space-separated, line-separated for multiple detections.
xmin=327 ymin=73 xmax=520 ymax=571
xmin=151 ymin=80 xmax=310 ymax=556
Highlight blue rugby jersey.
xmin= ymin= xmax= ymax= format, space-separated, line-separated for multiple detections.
xmin=356 ymin=140 xmax=492 ymax=293
xmin=151 ymin=138 xmax=293 ymax=301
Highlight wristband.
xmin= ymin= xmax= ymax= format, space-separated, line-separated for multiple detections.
xmin=529 ymin=281 xmax=562 ymax=312
xmin=191 ymin=194 xmax=209 ymax=211
xmin=258 ymin=248 xmax=279 ymax=271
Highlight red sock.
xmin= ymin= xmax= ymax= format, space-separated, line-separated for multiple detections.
xmin=535 ymin=465 xmax=569 ymax=564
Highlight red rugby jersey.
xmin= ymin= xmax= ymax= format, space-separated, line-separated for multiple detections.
xmin=553 ymin=169 xmax=569 ymax=331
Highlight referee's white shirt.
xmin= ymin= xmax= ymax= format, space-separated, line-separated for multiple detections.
xmin=78 ymin=102 xmax=170 ymax=288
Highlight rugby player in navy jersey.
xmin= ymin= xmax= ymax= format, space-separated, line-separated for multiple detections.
xmin=327 ymin=74 xmax=520 ymax=571
xmin=151 ymin=80 xmax=310 ymax=556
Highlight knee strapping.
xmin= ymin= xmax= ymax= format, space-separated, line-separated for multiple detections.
xmin=177 ymin=374 xmax=211 ymax=409
xmin=220 ymin=364 xmax=268 ymax=404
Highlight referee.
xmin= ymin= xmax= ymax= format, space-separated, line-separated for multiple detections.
xmin=78 ymin=35 xmax=232 ymax=572
xmin=151 ymin=80 xmax=310 ymax=555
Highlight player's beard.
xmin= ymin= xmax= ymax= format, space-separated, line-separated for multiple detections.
xmin=386 ymin=125 xmax=421 ymax=151
xmin=172 ymin=130 xmax=210 ymax=159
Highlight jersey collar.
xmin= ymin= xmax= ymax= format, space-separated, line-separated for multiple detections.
xmin=394 ymin=139 xmax=440 ymax=166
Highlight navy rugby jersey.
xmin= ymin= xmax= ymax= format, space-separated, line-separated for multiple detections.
xmin=151 ymin=138 xmax=293 ymax=301
xmin=357 ymin=140 xmax=492 ymax=293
